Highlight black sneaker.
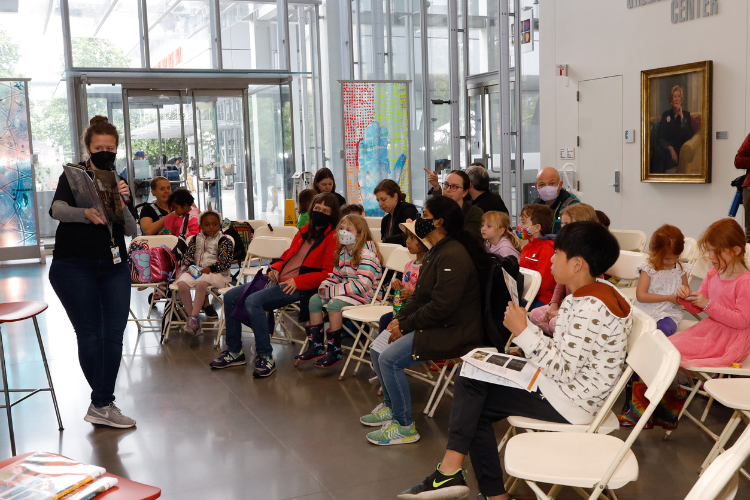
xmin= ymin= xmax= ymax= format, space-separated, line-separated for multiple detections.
xmin=203 ymin=304 xmax=219 ymax=318
xmin=398 ymin=466 xmax=470 ymax=500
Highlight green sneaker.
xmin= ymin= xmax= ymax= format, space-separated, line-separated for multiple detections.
xmin=366 ymin=420 xmax=420 ymax=446
xmin=360 ymin=403 xmax=393 ymax=427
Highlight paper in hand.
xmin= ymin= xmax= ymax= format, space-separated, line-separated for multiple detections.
xmin=502 ymin=269 xmax=519 ymax=306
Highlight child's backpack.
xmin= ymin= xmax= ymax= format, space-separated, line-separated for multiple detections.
xmin=150 ymin=246 xmax=177 ymax=283
xmin=222 ymin=219 xmax=249 ymax=264
xmin=128 ymin=240 xmax=152 ymax=283
xmin=482 ymin=254 xmax=524 ymax=351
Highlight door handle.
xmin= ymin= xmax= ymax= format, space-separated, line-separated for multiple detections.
xmin=607 ymin=170 xmax=620 ymax=193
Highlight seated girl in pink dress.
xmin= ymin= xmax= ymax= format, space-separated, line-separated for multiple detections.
xmin=672 ymin=218 xmax=750 ymax=368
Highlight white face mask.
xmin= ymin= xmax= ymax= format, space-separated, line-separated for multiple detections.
xmin=537 ymin=185 xmax=559 ymax=202
xmin=338 ymin=229 xmax=357 ymax=246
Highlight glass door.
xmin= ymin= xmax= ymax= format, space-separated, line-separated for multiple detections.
xmin=466 ymin=82 xmax=504 ymax=199
xmin=190 ymin=91 xmax=247 ymax=221
xmin=124 ymin=90 xmax=188 ymax=207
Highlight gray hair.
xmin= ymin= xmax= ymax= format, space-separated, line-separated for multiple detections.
xmin=466 ymin=165 xmax=490 ymax=192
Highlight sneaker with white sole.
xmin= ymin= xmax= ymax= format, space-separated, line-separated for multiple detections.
xmin=210 ymin=350 xmax=247 ymax=369
xmin=360 ymin=403 xmax=393 ymax=426
xmin=366 ymin=420 xmax=420 ymax=445
xmin=252 ymin=355 xmax=276 ymax=377
xmin=84 ymin=403 xmax=136 ymax=429
xmin=397 ymin=465 xmax=470 ymax=499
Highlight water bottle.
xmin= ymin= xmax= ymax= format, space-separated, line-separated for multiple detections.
xmin=729 ymin=190 xmax=743 ymax=217
xmin=189 ymin=265 xmax=203 ymax=279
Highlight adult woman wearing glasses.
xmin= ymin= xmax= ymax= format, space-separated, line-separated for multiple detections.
xmin=440 ymin=170 xmax=483 ymax=239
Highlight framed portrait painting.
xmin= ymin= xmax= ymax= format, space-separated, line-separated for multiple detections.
xmin=641 ymin=61 xmax=712 ymax=183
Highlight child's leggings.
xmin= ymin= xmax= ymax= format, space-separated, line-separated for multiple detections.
xmin=178 ymin=281 xmax=209 ymax=317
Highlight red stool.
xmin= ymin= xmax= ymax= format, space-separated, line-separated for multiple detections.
xmin=0 ymin=302 xmax=63 ymax=456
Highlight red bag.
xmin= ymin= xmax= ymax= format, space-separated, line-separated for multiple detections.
xmin=150 ymin=246 xmax=177 ymax=283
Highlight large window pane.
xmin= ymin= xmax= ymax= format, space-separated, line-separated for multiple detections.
xmin=221 ymin=1 xmax=281 ymax=70
xmin=147 ymin=0 xmax=215 ymax=69
xmin=68 ymin=0 xmax=141 ymax=68
xmin=0 ymin=0 xmax=71 ymax=244
xmin=427 ymin=0 xmax=450 ymax=170
xmin=468 ymin=0 xmax=498 ymax=75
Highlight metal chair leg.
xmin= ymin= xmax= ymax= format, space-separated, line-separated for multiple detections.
xmin=0 ymin=327 xmax=16 ymax=456
xmin=33 ymin=317 xmax=63 ymax=431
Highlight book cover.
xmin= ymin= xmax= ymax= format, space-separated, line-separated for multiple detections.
xmin=0 ymin=452 xmax=106 ymax=500
xmin=62 ymin=164 xmax=124 ymax=227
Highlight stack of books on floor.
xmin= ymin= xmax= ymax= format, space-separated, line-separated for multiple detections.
xmin=0 ymin=452 xmax=118 ymax=500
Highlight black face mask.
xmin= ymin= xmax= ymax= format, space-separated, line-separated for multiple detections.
xmin=90 ymin=151 xmax=117 ymax=170
xmin=415 ymin=216 xmax=435 ymax=239
xmin=310 ymin=210 xmax=332 ymax=228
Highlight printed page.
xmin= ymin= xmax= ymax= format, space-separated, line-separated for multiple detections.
xmin=461 ymin=348 xmax=541 ymax=392
xmin=502 ymin=268 xmax=519 ymax=306
xmin=370 ymin=329 xmax=391 ymax=354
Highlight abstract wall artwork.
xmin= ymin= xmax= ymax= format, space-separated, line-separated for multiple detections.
xmin=342 ymin=81 xmax=409 ymax=216
xmin=0 ymin=80 xmax=39 ymax=257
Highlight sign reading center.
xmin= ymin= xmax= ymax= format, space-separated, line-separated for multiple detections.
xmin=626 ymin=0 xmax=719 ymax=24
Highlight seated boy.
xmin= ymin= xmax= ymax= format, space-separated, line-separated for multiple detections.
xmin=399 ymin=221 xmax=631 ymax=500
xmin=518 ymin=203 xmax=556 ymax=308
xmin=341 ymin=203 xmax=365 ymax=216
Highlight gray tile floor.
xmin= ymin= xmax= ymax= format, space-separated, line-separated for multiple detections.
xmin=0 ymin=261 xmax=747 ymax=499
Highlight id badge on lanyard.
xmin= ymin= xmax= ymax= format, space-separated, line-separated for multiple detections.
xmin=110 ymin=237 xmax=121 ymax=264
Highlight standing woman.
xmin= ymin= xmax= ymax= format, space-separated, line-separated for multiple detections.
xmin=313 ymin=167 xmax=346 ymax=207
xmin=49 ymin=115 xmax=137 ymax=429
xmin=374 ymin=179 xmax=418 ymax=245
xmin=139 ymin=176 xmax=172 ymax=235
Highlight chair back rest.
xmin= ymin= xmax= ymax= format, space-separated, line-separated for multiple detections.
xmin=132 ymin=235 xmax=179 ymax=248
xmin=238 ymin=219 xmax=268 ymax=230
xmin=385 ymin=246 xmax=414 ymax=274
xmin=690 ymin=253 xmax=713 ymax=283
xmin=247 ymin=236 xmax=292 ymax=261
xmin=611 ymin=229 xmax=647 ymax=252
xmin=684 ymin=425 xmax=750 ymax=500
xmin=606 ymin=250 xmax=647 ymax=281
xmin=682 ymin=237 xmax=697 ymax=263
xmin=371 ymin=228 xmax=382 ymax=241
xmin=587 ymin=305 xmax=653 ymax=434
xmin=518 ymin=268 xmax=542 ymax=310
xmin=254 ymin=225 xmax=299 ymax=240
xmin=593 ymin=329 xmax=681 ymax=491
xmin=377 ymin=243 xmax=401 ymax=265
xmin=364 ymin=216 xmax=382 ymax=229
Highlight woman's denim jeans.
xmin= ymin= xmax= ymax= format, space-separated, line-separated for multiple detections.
xmin=49 ymin=258 xmax=131 ymax=407
xmin=370 ymin=331 xmax=423 ymax=426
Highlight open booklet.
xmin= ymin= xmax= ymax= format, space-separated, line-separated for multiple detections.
xmin=63 ymin=164 xmax=124 ymax=227
xmin=460 ymin=348 xmax=542 ymax=392
xmin=0 ymin=452 xmax=107 ymax=500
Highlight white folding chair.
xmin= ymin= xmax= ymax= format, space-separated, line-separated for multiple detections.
xmin=499 ymin=306 xmax=656 ymax=494
xmin=128 ymin=235 xmax=178 ymax=333
xmin=364 ymin=216 xmax=382 ymax=229
xmin=238 ymin=236 xmax=293 ymax=282
xmin=696 ymin=379 xmax=750 ymax=480
xmin=376 ymin=242 xmax=400 ymax=264
xmin=609 ymin=250 xmax=647 ymax=301
xmin=685 ymin=407 xmax=750 ymax=500
xmin=370 ymin=228 xmax=381 ymax=241
xmin=254 ymin=225 xmax=299 ymax=240
xmin=682 ymin=236 xmax=698 ymax=263
xmin=519 ymin=268 xmax=542 ymax=311
xmin=333 ymin=247 xmax=414 ymax=380
xmin=504 ymin=328 xmax=681 ymax=500
xmin=610 ymin=229 xmax=647 ymax=252
xmin=237 ymin=219 xmax=268 ymax=230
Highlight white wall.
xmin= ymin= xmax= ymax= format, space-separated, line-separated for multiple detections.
xmin=540 ymin=0 xmax=749 ymax=240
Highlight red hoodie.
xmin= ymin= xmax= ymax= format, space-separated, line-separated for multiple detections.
xmin=520 ymin=238 xmax=556 ymax=304
xmin=268 ymin=225 xmax=337 ymax=291
xmin=734 ymin=132 xmax=750 ymax=188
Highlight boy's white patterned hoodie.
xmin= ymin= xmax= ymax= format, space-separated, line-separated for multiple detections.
xmin=513 ymin=279 xmax=632 ymax=425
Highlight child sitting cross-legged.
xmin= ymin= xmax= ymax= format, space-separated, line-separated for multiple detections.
xmin=175 ymin=209 xmax=234 ymax=335
xmin=295 ymin=214 xmax=383 ymax=368
xmin=399 ymin=221 xmax=631 ymax=500
xmin=517 ymin=203 xmax=556 ymax=309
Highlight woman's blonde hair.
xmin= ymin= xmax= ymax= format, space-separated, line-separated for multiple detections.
xmin=698 ymin=218 xmax=749 ymax=273
xmin=481 ymin=211 xmax=522 ymax=252
xmin=561 ymin=203 xmax=598 ymax=223
xmin=334 ymin=215 xmax=383 ymax=268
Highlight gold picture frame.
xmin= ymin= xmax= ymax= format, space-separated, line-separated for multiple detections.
xmin=641 ymin=61 xmax=712 ymax=183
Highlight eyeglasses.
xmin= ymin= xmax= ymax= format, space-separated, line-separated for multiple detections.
xmin=442 ymin=182 xmax=463 ymax=192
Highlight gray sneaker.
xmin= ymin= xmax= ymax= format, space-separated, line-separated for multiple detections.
xmin=84 ymin=403 xmax=136 ymax=429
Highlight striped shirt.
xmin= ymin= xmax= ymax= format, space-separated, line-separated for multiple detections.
xmin=319 ymin=241 xmax=382 ymax=306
